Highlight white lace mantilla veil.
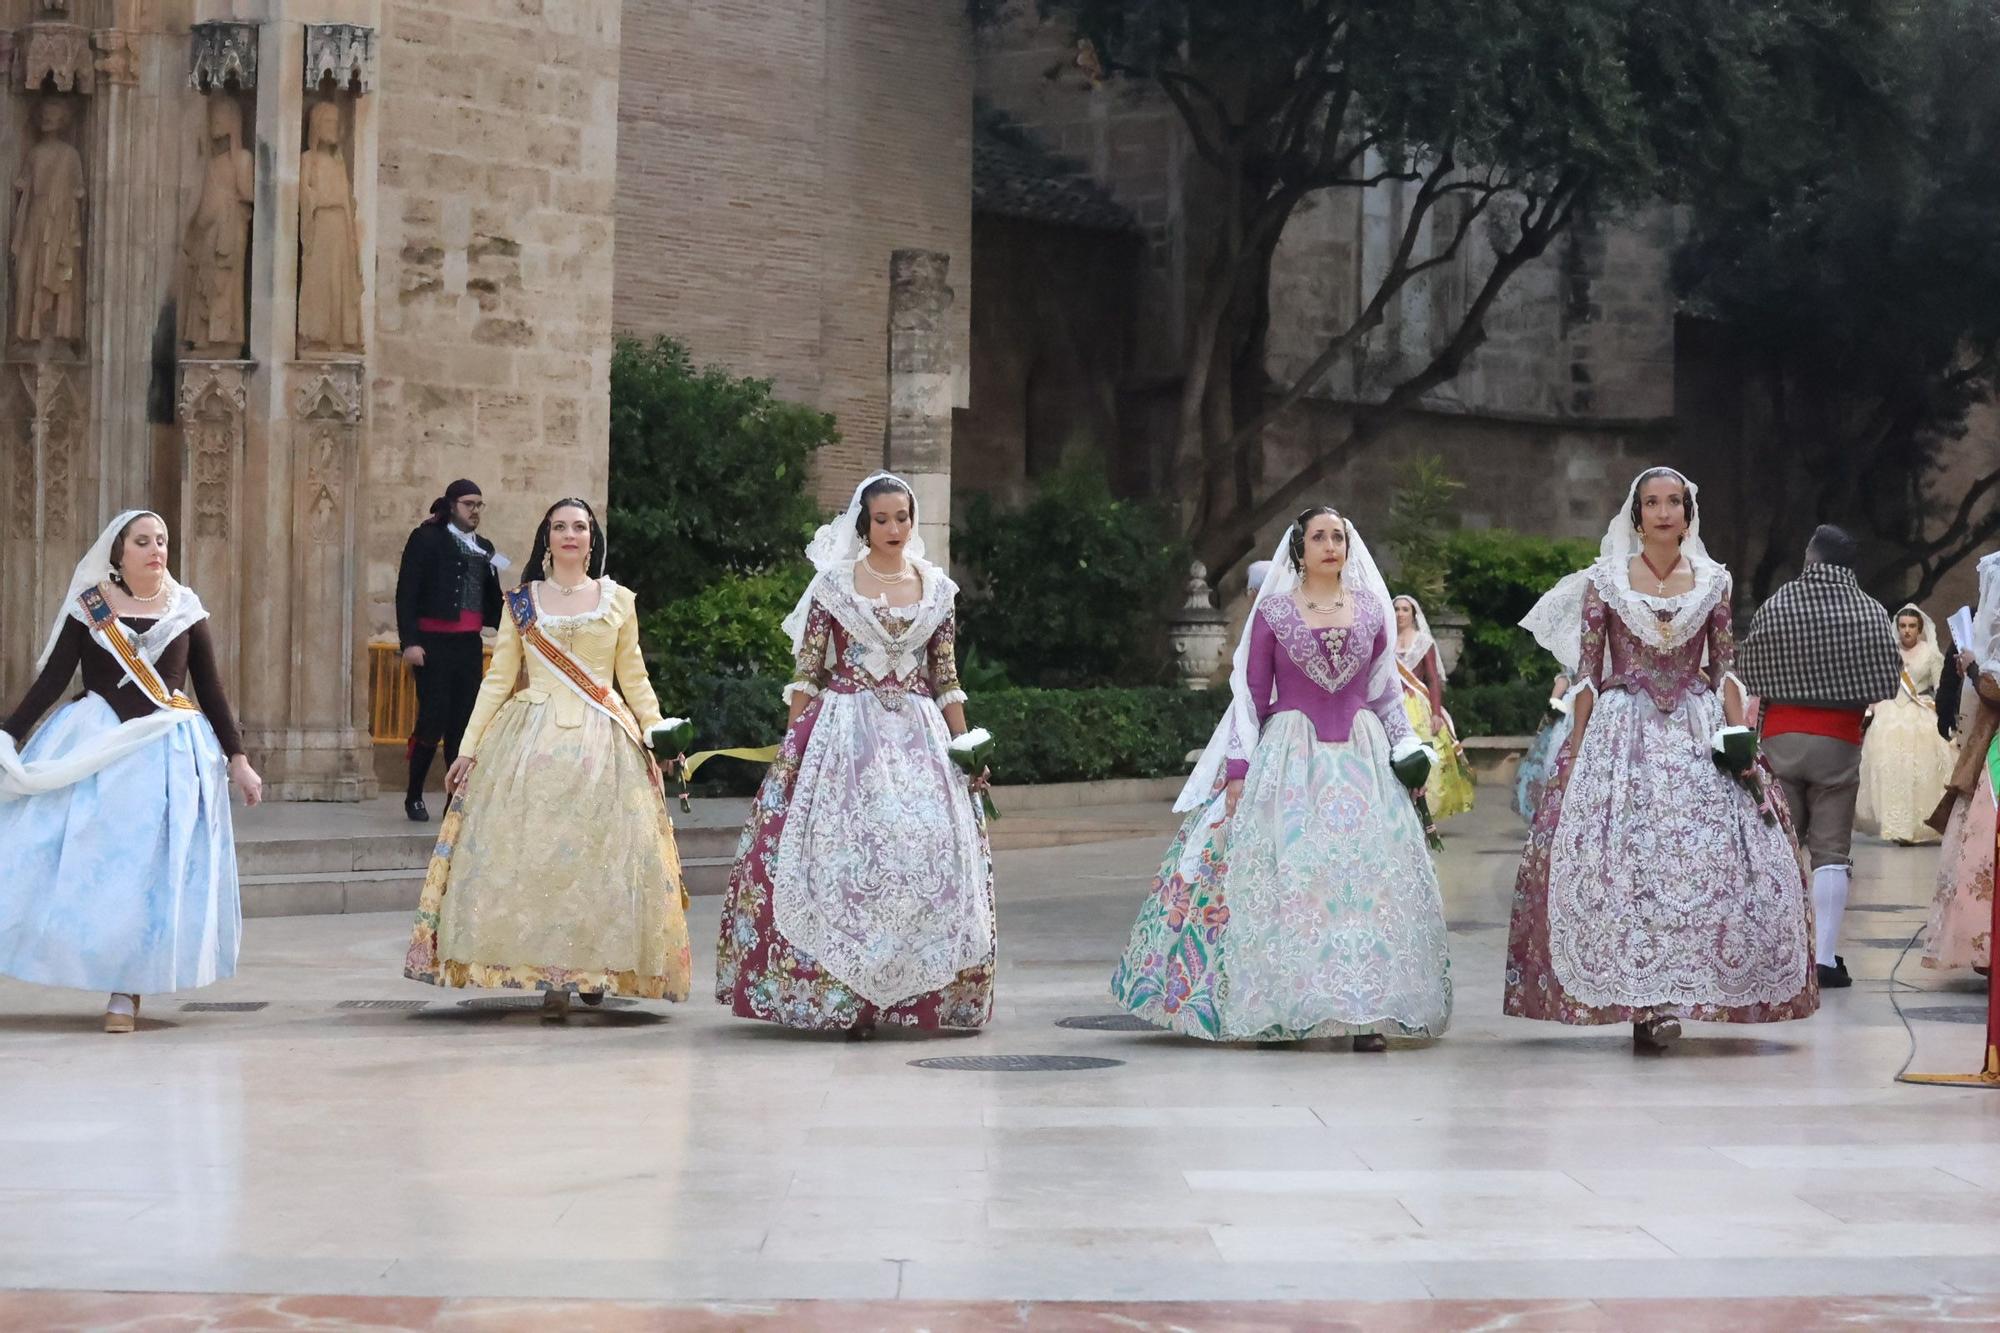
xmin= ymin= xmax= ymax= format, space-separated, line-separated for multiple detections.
xmin=1393 ymin=595 xmax=1442 ymax=677
xmin=782 ymin=471 xmax=930 ymax=654
xmin=1518 ymin=467 xmax=1722 ymax=677
xmin=1175 ymin=511 xmax=1397 ymax=813
xmin=36 ymin=509 xmax=208 ymax=672
xmin=1896 ymin=603 xmax=1944 ymax=678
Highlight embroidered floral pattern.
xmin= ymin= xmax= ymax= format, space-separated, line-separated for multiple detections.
xmin=717 ymin=594 xmax=996 ymax=1030
xmin=1505 ymin=582 xmax=1816 ymax=1024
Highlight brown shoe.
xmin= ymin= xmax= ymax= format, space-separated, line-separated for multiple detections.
xmin=103 ymin=994 xmax=140 ymax=1034
xmin=1352 ymin=1033 xmax=1388 ymax=1053
xmin=539 ymin=991 xmax=571 ymax=1023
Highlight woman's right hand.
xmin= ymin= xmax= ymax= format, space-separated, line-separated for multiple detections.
xmin=402 ymin=644 xmax=426 ymax=668
xmin=1223 ymin=779 xmax=1244 ymax=819
xmin=446 ymin=756 xmax=475 ymax=793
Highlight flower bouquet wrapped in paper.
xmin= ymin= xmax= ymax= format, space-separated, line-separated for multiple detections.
xmin=1712 ymin=724 xmax=1777 ymax=825
xmin=647 ymin=716 xmax=697 ymax=812
xmin=948 ymin=727 xmax=998 ymax=820
xmin=1390 ymin=736 xmax=1443 ymax=851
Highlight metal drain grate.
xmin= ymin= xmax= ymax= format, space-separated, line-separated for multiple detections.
xmin=1055 ymin=1014 xmax=1157 ymax=1032
xmin=1848 ymin=903 xmax=1924 ymax=913
xmin=910 ymin=1054 xmax=1124 ymax=1072
xmin=1853 ymin=936 xmax=1925 ymax=948
xmin=337 ymin=1000 xmax=430 ymax=1011
xmin=179 ymin=1002 xmax=268 ymax=1012
xmin=1446 ymin=920 xmax=1508 ymax=932
xmin=1903 ymin=1005 xmax=1988 ymax=1025
xmin=456 ymin=995 xmax=638 ymax=1011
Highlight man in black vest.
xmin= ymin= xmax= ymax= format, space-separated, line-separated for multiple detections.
xmin=394 ymin=479 xmax=504 ymax=821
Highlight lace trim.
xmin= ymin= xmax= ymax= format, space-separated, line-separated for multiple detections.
xmin=935 ymin=688 xmax=967 ymax=708
xmin=531 ymin=576 xmax=621 ymax=628
xmin=1588 ymin=558 xmax=1725 ymax=655
xmin=782 ymin=681 xmax=821 ymax=705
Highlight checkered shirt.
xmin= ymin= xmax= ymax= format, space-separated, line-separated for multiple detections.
xmin=1737 ymin=564 xmax=1901 ymax=708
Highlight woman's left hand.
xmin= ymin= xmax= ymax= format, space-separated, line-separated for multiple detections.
xmin=229 ymin=754 xmax=263 ymax=807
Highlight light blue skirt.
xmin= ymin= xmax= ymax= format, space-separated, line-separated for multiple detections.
xmin=0 ymin=695 xmax=240 ymax=993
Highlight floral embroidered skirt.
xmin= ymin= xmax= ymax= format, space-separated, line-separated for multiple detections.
xmin=0 ymin=696 xmax=238 ymax=994
xmin=1924 ymin=772 xmax=1994 ymax=972
xmin=1856 ymin=697 xmax=1952 ymax=845
xmin=1110 ymin=710 xmax=1452 ymax=1042
xmin=403 ymin=697 xmax=692 ymax=1000
xmin=715 ymin=691 xmax=995 ymax=1032
xmin=1401 ymin=690 xmax=1475 ymax=822
xmin=1505 ymin=686 xmax=1817 ymax=1025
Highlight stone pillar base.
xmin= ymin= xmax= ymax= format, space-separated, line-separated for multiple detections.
xmin=244 ymin=724 xmax=377 ymax=802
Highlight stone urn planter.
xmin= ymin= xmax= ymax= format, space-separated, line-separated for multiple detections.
xmin=1170 ymin=562 xmax=1228 ymax=689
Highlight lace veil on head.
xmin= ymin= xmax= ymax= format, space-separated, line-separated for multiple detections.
xmin=782 ymin=471 xmax=928 ymax=653
xmin=38 ymin=510 xmax=206 ymax=672
xmin=1518 ymin=466 xmax=1718 ymax=675
xmin=1175 ymin=509 xmax=1396 ymax=812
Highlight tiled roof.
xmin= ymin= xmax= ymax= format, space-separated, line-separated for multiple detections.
xmin=973 ymin=105 xmax=1137 ymax=233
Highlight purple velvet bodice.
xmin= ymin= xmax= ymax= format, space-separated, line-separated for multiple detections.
xmin=1224 ymin=589 xmax=1414 ymax=781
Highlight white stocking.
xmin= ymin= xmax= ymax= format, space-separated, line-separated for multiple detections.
xmin=1811 ymin=864 xmax=1850 ymax=966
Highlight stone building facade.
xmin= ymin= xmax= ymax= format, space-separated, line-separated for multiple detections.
xmin=0 ymin=0 xmax=616 ymax=799
xmin=613 ymin=0 xmax=974 ymax=547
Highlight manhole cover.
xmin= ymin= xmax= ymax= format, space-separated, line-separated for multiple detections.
xmin=910 ymin=1054 xmax=1124 ymax=1072
xmin=338 ymin=999 xmax=430 ymax=1010
xmin=1852 ymin=936 xmax=1923 ymax=948
xmin=456 ymin=995 xmax=637 ymax=1011
xmin=1055 ymin=1014 xmax=1157 ymax=1031
xmin=180 ymin=1002 xmax=268 ymax=1012
xmin=1904 ymin=1005 xmax=1988 ymax=1025
xmin=1848 ymin=904 xmax=1924 ymax=913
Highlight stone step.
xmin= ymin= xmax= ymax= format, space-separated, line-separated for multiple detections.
xmin=242 ymin=869 xmax=428 ymax=918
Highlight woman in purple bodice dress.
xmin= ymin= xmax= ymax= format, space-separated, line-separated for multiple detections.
xmin=1508 ymin=468 xmax=1817 ymax=1050
xmin=1111 ymin=507 xmax=1451 ymax=1048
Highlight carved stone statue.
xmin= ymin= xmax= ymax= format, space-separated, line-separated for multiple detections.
xmin=181 ymin=97 xmax=254 ymax=356
xmin=9 ymin=99 xmax=86 ymax=349
xmin=297 ymin=101 xmax=363 ymax=355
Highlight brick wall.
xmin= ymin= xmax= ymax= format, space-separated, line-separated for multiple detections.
xmin=615 ymin=0 xmax=973 ymax=507
xmin=367 ymin=0 xmax=619 ymax=637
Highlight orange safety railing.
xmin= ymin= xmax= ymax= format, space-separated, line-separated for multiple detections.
xmin=366 ymin=641 xmax=495 ymax=744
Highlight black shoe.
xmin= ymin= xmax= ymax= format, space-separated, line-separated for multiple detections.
xmin=578 ymin=992 xmax=603 ymax=1007
xmin=405 ymin=798 xmax=430 ymax=823
xmin=1817 ymin=957 xmax=1852 ymax=989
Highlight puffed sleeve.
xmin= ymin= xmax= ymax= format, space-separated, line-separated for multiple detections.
xmin=613 ymin=587 xmax=665 ymax=735
xmin=2 ymin=616 xmax=85 ymax=745
xmin=1577 ymin=584 xmax=1608 ymax=696
xmin=1707 ymin=577 xmax=1743 ymax=698
xmin=783 ymin=600 xmax=834 ymax=706
xmin=928 ymin=612 xmax=966 ymax=708
xmin=1365 ymin=616 xmax=1417 ymax=748
xmin=456 ymin=608 xmax=522 ymax=760
xmin=1225 ymin=613 xmax=1279 ymax=782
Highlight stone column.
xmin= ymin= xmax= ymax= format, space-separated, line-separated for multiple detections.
xmin=174 ymin=359 xmax=248 ymax=691
xmin=886 ymin=249 xmax=957 ymax=570
xmin=256 ymin=22 xmax=377 ymax=801
xmin=1 ymin=1 xmax=96 ymax=698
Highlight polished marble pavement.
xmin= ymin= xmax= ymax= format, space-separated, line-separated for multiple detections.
xmin=0 ymin=802 xmax=1996 ymax=1327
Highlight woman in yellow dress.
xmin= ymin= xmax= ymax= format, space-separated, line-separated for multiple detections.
xmin=1394 ymin=595 xmax=1476 ymax=821
xmin=1857 ymin=605 xmax=1953 ymax=845
xmin=404 ymin=498 xmax=692 ymax=1019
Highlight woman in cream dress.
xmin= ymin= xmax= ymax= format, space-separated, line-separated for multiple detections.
xmin=1856 ymin=606 xmax=1953 ymax=845
xmin=404 ymin=498 xmax=691 ymax=1019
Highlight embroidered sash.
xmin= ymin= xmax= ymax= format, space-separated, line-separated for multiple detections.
xmin=506 ymin=586 xmax=646 ymax=751
xmin=79 ymin=587 xmax=201 ymax=715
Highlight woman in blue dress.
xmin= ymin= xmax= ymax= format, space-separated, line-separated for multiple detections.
xmin=0 ymin=511 xmax=261 ymax=1031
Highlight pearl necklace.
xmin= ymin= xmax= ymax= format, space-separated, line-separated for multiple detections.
xmin=862 ymin=557 xmax=912 ymax=585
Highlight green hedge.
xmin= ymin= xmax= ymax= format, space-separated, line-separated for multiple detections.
xmin=669 ymin=675 xmax=1229 ymax=793
xmin=1447 ymin=681 xmax=1553 ymax=738
xmin=964 ymin=686 xmax=1228 ymax=785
